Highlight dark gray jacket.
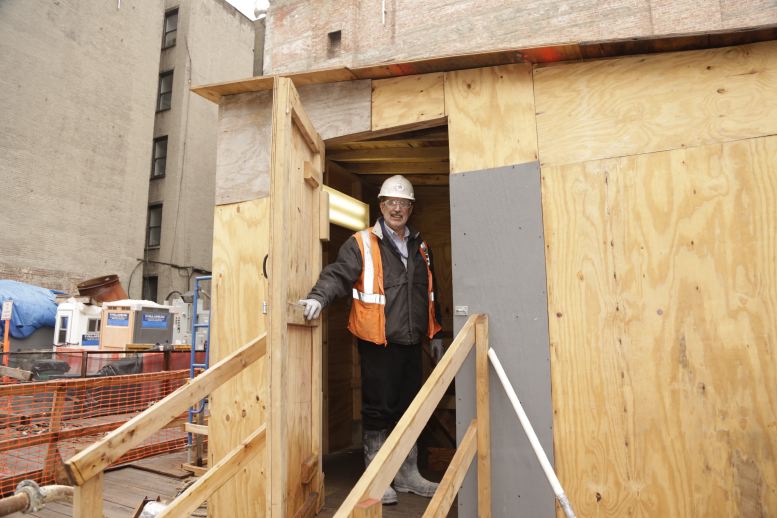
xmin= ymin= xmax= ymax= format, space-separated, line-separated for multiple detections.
xmin=307 ymin=218 xmax=436 ymax=345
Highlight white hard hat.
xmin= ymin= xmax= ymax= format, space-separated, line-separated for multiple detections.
xmin=378 ymin=175 xmax=415 ymax=201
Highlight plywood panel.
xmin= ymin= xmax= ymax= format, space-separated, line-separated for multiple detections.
xmin=542 ymin=136 xmax=777 ymax=517
xmin=299 ymin=80 xmax=372 ymax=141
xmin=209 ymin=198 xmax=270 ymax=517
xmin=216 ymin=82 xmax=369 ymax=206
xmin=371 ymin=73 xmax=445 ymax=131
xmin=216 ymin=91 xmax=273 ymax=205
xmin=534 ymin=40 xmax=777 ymax=167
xmin=446 ymin=64 xmax=537 ymax=173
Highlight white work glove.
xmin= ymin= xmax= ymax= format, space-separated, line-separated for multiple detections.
xmin=298 ymin=299 xmax=322 ymax=320
xmin=430 ymin=338 xmax=444 ymax=364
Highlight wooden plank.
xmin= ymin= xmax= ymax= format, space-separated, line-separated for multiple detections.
xmin=534 ymin=40 xmax=777 ymax=167
xmin=157 ymin=425 xmax=267 ymax=518
xmin=542 ymin=135 xmax=777 ymax=517
xmin=65 ymin=333 xmax=266 ymax=486
xmin=287 ymin=302 xmax=320 ymax=327
xmin=209 ymin=198 xmax=270 ymax=517
xmin=475 ymin=317 xmax=491 ymax=517
xmin=184 ymin=423 xmax=208 ymax=436
xmin=320 ymin=189 xmax=330 ymax=242
xmin=66 ymin=342 xmax=260 ymax=486
xmin=423 ymin=419 xmax=478 ymax=518
xmin=73 ymin=472 xmax=103 ymax=518
xmin=334 ymin=314 xmax=480 ymax=517
xmin=352 ymin=498 xmax=382 ymax=518
xmin=328 ymin=146 xmax=449 ymax=163
xmin=181 ymin=463 xmax=208 ymax=476
xmin=269 ymin=76 xmax=325 ymax=518
xmin=371 ymin=73 xmax=445 ymax=131
xmin=292 ymin=492 xmax=319 ymax=518
xmin=0 ymin=364 xmax=32 ymax=381
xmin=446 ymin=64 xmax=537 ymax=173
xmin=339 ymin=162 xmax=450 ymax=175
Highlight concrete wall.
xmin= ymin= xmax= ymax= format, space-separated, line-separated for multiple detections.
xmin=0 ymin=0 xmax=164 ymax=293
xmin=263 ymin=0 xmax=777 ymax=74
xmin=144 ymin=0 xmax=255 ymax=302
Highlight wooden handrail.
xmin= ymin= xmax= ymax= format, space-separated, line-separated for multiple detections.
xmin=66 ymin=333 xmax=267 ymax=487
xmin=423 ymin=419 xmax=478 ymax=518
xmin=157 ymin=424 xmax=267 ymax=517
xmin=334 ymin=314 xmax=485 ymax=517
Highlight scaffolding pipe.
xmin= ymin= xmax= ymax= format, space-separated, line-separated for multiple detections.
xmin=0 ymin=481 xmax=73 ymax=516
xmin=488 ymin=347 xmax=576 ymax=518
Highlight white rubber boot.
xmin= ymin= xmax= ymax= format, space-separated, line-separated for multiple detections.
xmin=393 ymin=444 xmax=439 ymax=498
xmin=363 ymin=429 xmax=398 ymax=505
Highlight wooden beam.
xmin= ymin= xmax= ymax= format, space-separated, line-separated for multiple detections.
xmin=333 ymin=314 xmax=480 ymax=517
xmin=301 ymin=454 xmax=319 ymax=485
xmin=157 ymin=425 xmax=267 ymax=518
xmin=328 ymin=147 xmax=448 ymax=163
xmin=353 ymin=499 xmax=382 ymax=518
xmin=66 ymin=333 xmax=267 ymax=486
xmin=359 ymin=174 xmax=449 ymax=187
xmin=423 ymin=419 xmax=478 ymax=518
xmin=73 ymin=471 xmax=103 ymax=518
xmin=338 ymin=162 xmax=449 ymax=175
xmin=185 ymin=423 xmax=209 ymax=436
xmin=475 ymin=316 xmax=492 ymax=517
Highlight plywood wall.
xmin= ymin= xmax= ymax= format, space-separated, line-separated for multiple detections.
xmin=209 ymin=198 xmax=270 ymax=517
xmin=538 ymin=41 xmax=777 ymax=517
xmin=444 ymin=63 xmax=537 ymax=173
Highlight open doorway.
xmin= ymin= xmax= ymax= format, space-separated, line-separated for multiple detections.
xmin=320 ymin=123 xmax=455 ymax=471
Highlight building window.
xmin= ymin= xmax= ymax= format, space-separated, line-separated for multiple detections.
xmin=157 ymin=71 xmax=173 ymax=112
xmin=147 ymin=204 xmax=163 ymax=248
xmin=162 ymin=9 xmax=178 ymax=49
xmin=87 ymin=318 xmax=101 ymax=333
xmin=57 ymin=315 xmax=69 ymax=344
xmin=143 ymin=276 xmax=159 ymax=302
xmin=151 ymin=136 xmax=168 ymax=178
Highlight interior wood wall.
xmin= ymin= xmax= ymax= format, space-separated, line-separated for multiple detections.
xmin=537 ymin=40 xmax=777 ymax=517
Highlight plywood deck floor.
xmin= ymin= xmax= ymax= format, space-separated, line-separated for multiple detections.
xmin=6 ymin=449 xmax=452 ymax=517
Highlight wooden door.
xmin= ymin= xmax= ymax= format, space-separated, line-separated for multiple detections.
xmin=267 ymin=76 xmax=327 ymax=517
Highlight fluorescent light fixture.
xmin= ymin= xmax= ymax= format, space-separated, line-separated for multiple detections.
xmin=323 ymin=185 xmax=369 ymax=231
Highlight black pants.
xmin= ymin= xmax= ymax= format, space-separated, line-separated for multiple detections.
xmin=358 ymin=339 xmax=422 ymax=431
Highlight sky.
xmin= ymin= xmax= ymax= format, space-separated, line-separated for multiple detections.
xmin=225 ymin=0 xmax=270 ymax=20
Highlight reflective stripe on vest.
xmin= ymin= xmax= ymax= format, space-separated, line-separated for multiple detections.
xmin=348 ymin=227 xmax=441 ymax=345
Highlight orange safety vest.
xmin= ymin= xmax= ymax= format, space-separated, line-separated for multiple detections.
xmin=348 ymin=227 xmax=442 ymax=345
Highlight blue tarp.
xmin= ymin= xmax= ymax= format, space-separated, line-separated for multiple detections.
xmin=0 ymin=280 xmax=57 ymax=338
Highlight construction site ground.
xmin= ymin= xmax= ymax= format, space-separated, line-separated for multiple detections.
xmin=6 ymin=449 xmax=450 ymax=517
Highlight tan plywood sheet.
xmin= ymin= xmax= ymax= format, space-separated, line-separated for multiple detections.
xmin=534 ymin=40 xmax=777 ymax=167
xmin=216 ymin=91 xmax=273 ymax=206
xmin=446 ymin=64 xmax=537 ymax=173
xmin=371 ymin=73 xmax=445 ymax=131
xmin=209 ymin=198 xmax=270 ymax=517
xmin=542 ymin=136 xmax=777 ymax=517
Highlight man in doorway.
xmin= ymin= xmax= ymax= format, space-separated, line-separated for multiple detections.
xmin=299 ymin=174 xmax=443 ymax=505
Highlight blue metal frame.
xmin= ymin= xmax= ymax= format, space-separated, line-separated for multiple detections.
xmin=187 ymin=275 xmax=211 ymax=445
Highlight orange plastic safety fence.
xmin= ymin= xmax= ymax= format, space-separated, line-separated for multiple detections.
xmin=0 ymin=369 xmax=193 ymax=496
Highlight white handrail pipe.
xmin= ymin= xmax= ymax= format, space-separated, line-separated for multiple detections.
xmin=488 ymin=347 xmax=576 ymax=518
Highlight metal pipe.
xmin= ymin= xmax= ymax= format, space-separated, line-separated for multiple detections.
xmin=0 ymin=493 xmax=28 ymax=516
xmin=0 ymin=481 xmax=73 ymax=516
xmin=488 ymin=348 xmax=576 ymax=518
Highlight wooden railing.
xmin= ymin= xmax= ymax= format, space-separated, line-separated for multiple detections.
xmin=63 ymin=333 xmax=268 ymax=517
xmin=334 ymin=313 xmax=490 ymax=518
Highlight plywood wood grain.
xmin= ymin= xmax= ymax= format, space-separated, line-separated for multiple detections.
xmin=372 ymin=73 xmax=445 ymax=131
xmin=299 ymin=80 xmax=372 ymax=141
xmin=534 ymin=40 xmax=777 ymax=167
xmin=446 ymin=64 xmax=537 ymax=173
xmin=542 ymin=136 xmax=777 ymax=517
xmin=209 ymin=198 xmax=270 ymax=517
xmin=268 ymin=77 xmax=325 ymax=517
xmin=217 ymin=91 xmax=273 ymax=206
